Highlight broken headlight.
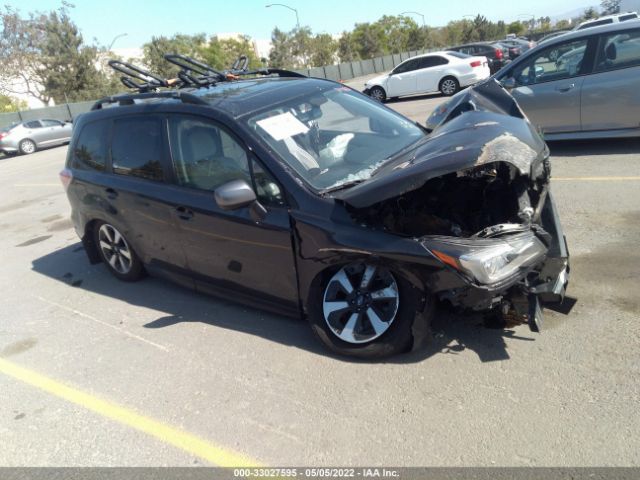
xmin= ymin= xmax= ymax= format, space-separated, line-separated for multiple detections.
xmin=423 ymin=232 xmax=547 ymax=285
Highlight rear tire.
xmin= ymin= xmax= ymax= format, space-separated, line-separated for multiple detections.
xmin=307 ymin=262 xmax=431 ymax=359
xmin=93 ymin=221 xmax=144 ymax=281
xmin=439 ymin=76 xmax=459 ymax=96
xmin=19 ymin=139 xmax=36 ymax=155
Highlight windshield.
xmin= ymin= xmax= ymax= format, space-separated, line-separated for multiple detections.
xmin=247 ymin=86 xmax=424 ymax=191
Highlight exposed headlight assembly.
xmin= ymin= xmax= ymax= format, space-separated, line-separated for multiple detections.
xmin=424 ymin=232 xmax=547 ymax=285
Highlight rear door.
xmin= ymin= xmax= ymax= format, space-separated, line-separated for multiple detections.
xmin=22 ymin=120 xmax=46 ymax=145
xmin=415 ymin=55 xmax=449 ymax=93
xmin=386 ymin=58 xmax=422 ymax=97
xmin=503 ymin=36 xmax=594 ymax=133
xmin=105 ymin=115 xmax=188 ymax=274
xmin=165 ymin=114 xmax=299 ymax=310
xmin=580 ymin=27 xmax=640 ymax=132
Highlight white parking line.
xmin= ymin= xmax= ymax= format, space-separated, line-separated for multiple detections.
xmin=32 ymin=294 xmax=170 ymax=352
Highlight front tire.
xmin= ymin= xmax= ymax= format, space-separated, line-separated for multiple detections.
xmin=439 ymin=77 xmax=459 ymax=96
xmin=369 ymin=86 xmax=387 ymax=102
xmin=307 ymin=262 xmax=428 ymax=358
xmin=93 ymin=221 xmax=144 ymax=281
xmin=19 ymin=139 xmax=36 ymax=155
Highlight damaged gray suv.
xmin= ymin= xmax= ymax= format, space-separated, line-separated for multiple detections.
xmin=62 ymin=57 xmax=569 ymax=358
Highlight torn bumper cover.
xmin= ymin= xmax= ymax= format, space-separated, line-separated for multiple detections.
xmin=421 ymin=191 xmax=569 ymax=314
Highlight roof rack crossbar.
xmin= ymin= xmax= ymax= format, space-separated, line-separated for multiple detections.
xmin=91 ymin=91 xmax=208 ymax=111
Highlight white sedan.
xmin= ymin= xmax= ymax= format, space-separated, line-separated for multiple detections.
xmin=363 ymin=51 xmax=491 ymax=101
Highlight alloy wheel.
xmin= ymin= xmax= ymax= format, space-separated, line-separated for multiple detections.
xmin=441 ymin=79 xmax=457 ymax=95
xmin=20 ymin=140 xmax=35 ymax=154
xmin=322 ymin=263 xmax=400 ymax=344
xmin=98 ymin=224 xmax=133 ymax=275
xmin=370 ymin=87 xmax=385 ymax=102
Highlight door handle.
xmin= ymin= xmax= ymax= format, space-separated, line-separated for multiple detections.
xmin=105 ymin=188 xmax=118 ymax=199
xmin=556 ymin=83 xmax=575 ymax=92
xmin=175 ymin=206 xmax=194 ymax=220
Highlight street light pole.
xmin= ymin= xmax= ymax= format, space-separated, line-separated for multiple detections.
xmin=265 ymin=3 xmax=300 ymax=30
xmin=399 ymin=11 xmax=425 ymax=28
xmin=108 ymin=33 xmax=128 ymax=51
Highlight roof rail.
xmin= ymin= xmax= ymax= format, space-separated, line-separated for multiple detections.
xmin=91 ymin=90 xmax=208 ymax=111
xmin=108 ymin=60 xmax=170 ymax=92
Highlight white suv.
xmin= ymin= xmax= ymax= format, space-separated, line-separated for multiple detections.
xmin=575 ymin=12 xmax=638 ymax=30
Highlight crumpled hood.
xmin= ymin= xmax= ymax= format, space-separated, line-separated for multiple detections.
xmin=334 ymin=79 xmax=547 ymax=209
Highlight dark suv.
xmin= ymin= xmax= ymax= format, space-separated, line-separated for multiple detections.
xmin=61 ymin=60 xmax=570 ymax=358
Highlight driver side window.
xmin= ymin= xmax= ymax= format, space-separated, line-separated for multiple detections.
xmin=512 ymin=39 xmax=589 ymax=86
xmin=168 ymin=115 xmax=250 ymax=192
xmin=393 ymin=58 xmax=420 ymax=74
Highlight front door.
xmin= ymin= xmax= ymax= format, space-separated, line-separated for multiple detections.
xmin=386 ymin=58 xmax=422 ymax=97
xmin=166 ymin=114 xmax=299 ymax=310
xmin=506 ymin=37 xmax=592 ymax=134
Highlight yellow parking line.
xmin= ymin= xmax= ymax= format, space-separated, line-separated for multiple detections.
xmin=553 ymin=176 xmax=640 ymax=181
xmin=0 ymin=358 xmax=262 ymax=467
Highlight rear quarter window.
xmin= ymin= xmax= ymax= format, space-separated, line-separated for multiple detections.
xmin=72 ymin=120 xmax=109 ymax=172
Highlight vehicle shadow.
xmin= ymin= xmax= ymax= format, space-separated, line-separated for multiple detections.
xmin=32 ymin=242 xmax=532 ymax=364
xmin=548 ymin=137 xmax=640 ymax=156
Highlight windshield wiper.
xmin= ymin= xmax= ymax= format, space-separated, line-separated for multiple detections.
xmin=321 ymin=179 xmax=366 ymax=194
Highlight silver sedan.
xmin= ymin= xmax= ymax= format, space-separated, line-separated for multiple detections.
xmin=0 ymin=119 xmax=73 ymax=155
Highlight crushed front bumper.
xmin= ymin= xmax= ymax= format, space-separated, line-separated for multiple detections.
xmin=423 ymin=192 xmax=570 ymax=315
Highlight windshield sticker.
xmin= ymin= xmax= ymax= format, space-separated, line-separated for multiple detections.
xmin=256 ymin=112 xmax=309 ymax=141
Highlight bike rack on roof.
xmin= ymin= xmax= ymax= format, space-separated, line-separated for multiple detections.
xmin=108 ymin=60 xmax=171 ymax=92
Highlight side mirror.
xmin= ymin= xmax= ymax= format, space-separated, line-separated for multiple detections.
xmin=501 ymin=77 xmax=516 ymax=90
xmin=215 ymin=179 xmax=257 ymax=210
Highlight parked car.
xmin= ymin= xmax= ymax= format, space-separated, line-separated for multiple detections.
xmin=494 ymin=20 xmax=640 ymax=140
xmin=574 ymin=11 xmax=638 ymax=30
xmin=0 ymin=119 xmax=73 ymax=155
xmin=499 ymin=38 xmax=536 ymax=56
xmin=538 ymin=30 xmax=571 ymax=44
xmin=60 ymin=64 xmax=569 ymax=358
xmin=363 ymin=51 xmax=490 ymax=101
xmin=493 ymin=41 xmax=522 ymax=59
xmin=446 ymin=42 xmax=509 ymax=74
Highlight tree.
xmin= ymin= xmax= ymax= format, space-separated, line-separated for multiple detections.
xmin=142 ymin=33 xmax=206 ymax=78
xmin=555 ymin=19 xmax=571 ymax=30
xmin=268 ymin=27 xmax=295 ymax=68
xmin=0 ymin=5 xmax=118 ymax=105
xmin=200 ymin=36 xmax=260 ymax=71
xmin=337 ymin=32 xmax=360 ymax=62
xmin=583 ymin=7 xmax=599 ymax=20
xmin=601 ymin=0 xmax=621 ymax=14
xmin=508 ymin=21 xmax=526 ymax=35
xmin=0 ymin=94 xmax=27 ymax=112
xmin=310 ymin=33 xmax=337 ymax=67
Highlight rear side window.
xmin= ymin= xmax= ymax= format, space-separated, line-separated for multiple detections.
xmin=595 ymin=29 xmax=640 ymax=72
xmin=42 ymin=119 xmax=63 ymax=127
xmin=24 ymin=121 xmax=41 ymax=129
xmin=73 ymin=120 xmax=108 ymax=172
xmin=619 ymin=13 xmax=638 ymax=21
xmin=419 ymin=56 xmax=449 ymax=68
xmin=447 ymin=50 xmax=471 ymax=58
xmin=111 ymin=117 xmax=164 ymax=181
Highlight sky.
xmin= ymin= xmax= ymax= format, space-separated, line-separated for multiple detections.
xmin=5 ymin=0 xmax=594 ymax=49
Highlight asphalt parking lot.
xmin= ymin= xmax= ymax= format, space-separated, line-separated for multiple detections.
xmin=1 ymin=82 xmax=639 ymax=467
